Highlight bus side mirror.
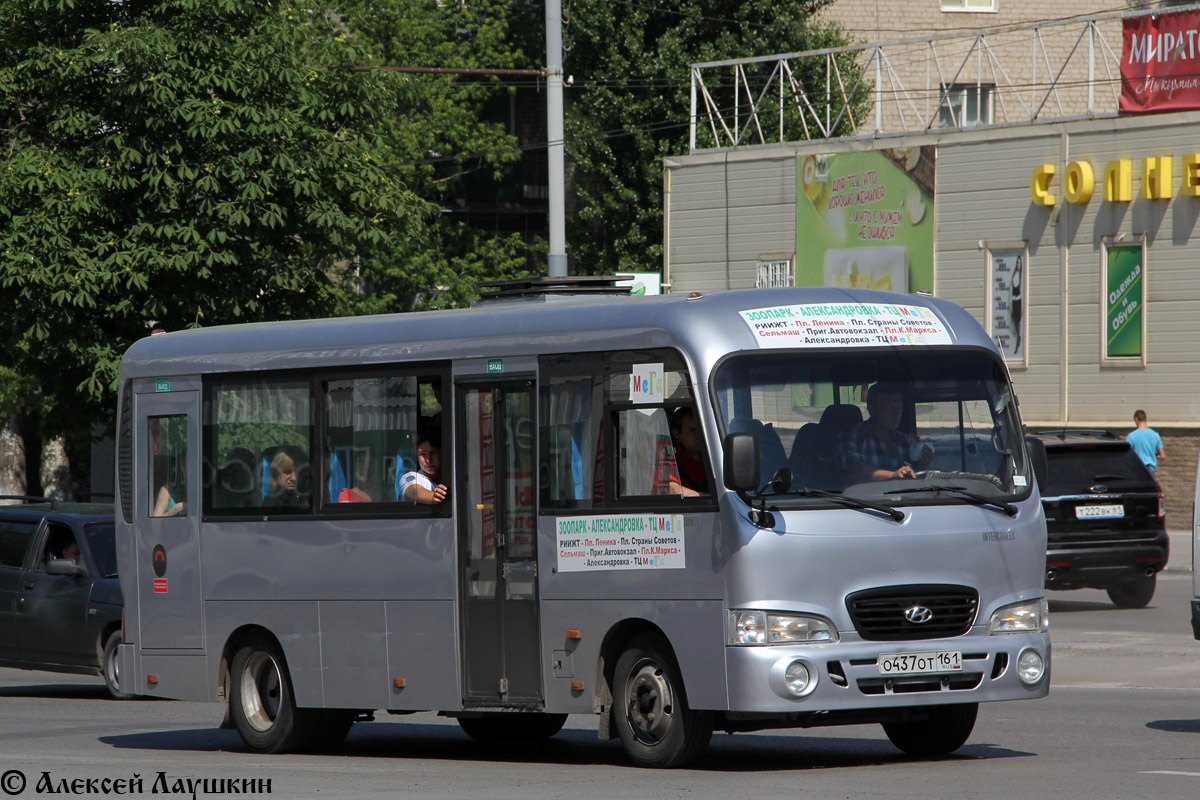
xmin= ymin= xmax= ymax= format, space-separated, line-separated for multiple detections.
xmin=1024 ymin=435 xmax=1048 ymax=493
xmin=723 ymin=432 xmax=761 ymax=492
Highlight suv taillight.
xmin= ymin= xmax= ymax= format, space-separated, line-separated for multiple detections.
xmin=1157 ymin=486 xmax=1166 ymax=521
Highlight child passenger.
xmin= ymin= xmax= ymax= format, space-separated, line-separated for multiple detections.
xmin=397 ymin=427 xmax=448 ymax=505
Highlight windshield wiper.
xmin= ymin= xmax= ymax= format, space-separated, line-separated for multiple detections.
xmin=885 ymin=484 xmax=1017 ymax=517
xmin=784 ymin=487 xmax=905 ymax=522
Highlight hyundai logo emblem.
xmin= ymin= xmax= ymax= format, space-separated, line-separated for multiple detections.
xmin=904 ymin=605 xmax=934 ymax=624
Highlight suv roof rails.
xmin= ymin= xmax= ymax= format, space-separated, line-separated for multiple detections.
xmin=1036 ymin=429 xmax=1119 ymax=440
xmin=474 ymin=275 xmax=634 ymax=303
xmin=0 ymin=495 xmax=57 ymax=508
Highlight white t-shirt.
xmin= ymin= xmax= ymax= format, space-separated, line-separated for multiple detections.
xmin=397 ymin=470 xmax=435 ymax=501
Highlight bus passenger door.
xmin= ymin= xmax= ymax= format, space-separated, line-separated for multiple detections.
xmin=134 ymin=386 xmax=203 ymax=651
xmin=456 ymin=380 xmax=541 ymax=707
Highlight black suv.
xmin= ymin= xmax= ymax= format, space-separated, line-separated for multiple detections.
xmin=1033 ymin=431 xmax=1167 ymax=608
xmin=0 ymin=498 xmax=127 ymax=697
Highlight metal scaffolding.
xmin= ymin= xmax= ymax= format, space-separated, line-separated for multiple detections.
xmin=687 ymin=6 xmax=1194 ymax=152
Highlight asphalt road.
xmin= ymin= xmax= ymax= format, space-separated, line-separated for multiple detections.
xmin=0 ymin=560 xmax=1198 ymax=799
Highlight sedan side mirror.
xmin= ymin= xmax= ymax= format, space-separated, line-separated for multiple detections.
xmin=723 ymin=432 xmax=761 ymax=492
xmin=46 ymin=558 xmax=87 ymax=578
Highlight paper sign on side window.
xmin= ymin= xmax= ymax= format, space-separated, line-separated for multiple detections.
xmin=630 ymin=363 xmax=665 ymax=404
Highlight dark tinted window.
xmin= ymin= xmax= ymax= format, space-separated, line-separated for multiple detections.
xmin=0 ymin=520 xmax=38 ymax=568
xmin=539 ymin=348 xmax=704 ymax=510
xmin=1043 ymin=446 xmax=1152 ymax=495
xmin=204 ymin=377 xmax=314 ymax=515
xmin=85 ymin=522 xmax=118 ymax=577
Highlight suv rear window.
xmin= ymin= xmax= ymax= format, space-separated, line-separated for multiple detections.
xmin=1042 ymin=446 xmax=1151 ymax=495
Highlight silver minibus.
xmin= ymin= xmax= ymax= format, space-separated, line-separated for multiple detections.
xmin=115 ymin=281 xmax=1050 ymax=767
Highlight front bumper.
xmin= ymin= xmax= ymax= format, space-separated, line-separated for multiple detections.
xmin=723 ymin=628 xmax=1050 ymax=717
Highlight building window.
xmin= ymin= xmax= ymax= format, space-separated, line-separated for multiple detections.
xmin=938 ymin=84 xmax=994 ymax=128
xmin=756 ymin=259 xmax=793 ymax=288
xmin=940 ymin=0 xmax=996 ymax=11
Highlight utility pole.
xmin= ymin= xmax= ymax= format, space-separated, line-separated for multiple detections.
xmin=545 ymin=0 xmax=567 ymax=278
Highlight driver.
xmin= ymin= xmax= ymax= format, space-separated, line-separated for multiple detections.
xmin=840 ymin=382 xmax=932 ymax=482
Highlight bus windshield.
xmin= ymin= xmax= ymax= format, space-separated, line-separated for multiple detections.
xmin=713 ymin=348 xmax=1030 ymax=508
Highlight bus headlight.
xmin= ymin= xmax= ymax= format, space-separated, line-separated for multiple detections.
xmin=728 ymin=611 xmax=839 ymax=645
xmin=987 ymin=598 xmax=1048 ymax=634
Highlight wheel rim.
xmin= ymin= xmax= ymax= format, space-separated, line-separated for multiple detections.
xmin=106 ymin=649 xmax=120 ymax=691
xmin=623 ymin=658 xmax=675 ymax=746
xmin=240 ymin=651 xmax=283 ymax=733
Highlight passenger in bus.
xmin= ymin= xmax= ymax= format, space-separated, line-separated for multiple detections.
xmin=264 ymin=451 xmax=303 ymax=507
xmin=840 ymin=383 xmax=933 ymax=482
xmin=152 ymin=464 xmax=186 ymax=517
xmin=397 ymin=427 xmax=448 ymax=504
xmin=669 ymin=407 xmax=708 ymax=495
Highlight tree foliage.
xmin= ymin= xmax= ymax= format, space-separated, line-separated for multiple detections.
xmin=0 ymin=0 xmax=535 ymax=442
xmin=333 ymin=0 xmax=540 ymax=312
xmin=561 ymin=0 xmax=865 ymax=274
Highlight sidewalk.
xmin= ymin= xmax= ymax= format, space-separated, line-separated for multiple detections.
xmin=1167 ymin=527 xmax=1192 ymax=573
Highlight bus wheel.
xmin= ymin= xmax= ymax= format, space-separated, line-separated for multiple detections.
xmin=101 ymin=631 xmax=132 ymax=700
xmin=230 ymin=635 xmax=316 ymax=753
xmin=457 ymin=713 xmax=567 ymax=741
xmin=612 ymin=634 xmax=712 ymax=768
xmin=882 ymin=703 xmax=978 ymax=757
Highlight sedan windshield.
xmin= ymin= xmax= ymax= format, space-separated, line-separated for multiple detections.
xmin=713 ymin=349 xmax=1031 ymax=509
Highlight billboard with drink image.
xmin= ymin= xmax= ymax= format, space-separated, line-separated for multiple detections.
xmin=796 ymin=147 xmax=935 ymax=294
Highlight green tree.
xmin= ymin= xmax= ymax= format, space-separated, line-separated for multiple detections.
xmin=0 ymin=0 xmax=435 ymax=485
xmin=561 ymin=0 xmax=865 ymax=274
xmin=335 ymin=0 xmax=540 ymax=312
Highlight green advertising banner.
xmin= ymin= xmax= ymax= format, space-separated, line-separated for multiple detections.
xmin=796 ymin=146 xmax=935 ymax=294
xmin=1105 ymin=245 xmax=1143 ymax=359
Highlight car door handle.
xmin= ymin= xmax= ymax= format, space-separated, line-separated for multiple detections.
xmin=21 ymin=582 xmax=34 ymax=590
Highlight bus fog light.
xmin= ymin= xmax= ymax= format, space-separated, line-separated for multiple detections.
xmin=1017 ymin=648 xmax=1045 ymax=684
xmin=784 ymin=660 xmax=813 ymax=696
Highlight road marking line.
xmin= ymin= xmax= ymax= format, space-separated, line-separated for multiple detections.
xmin=1141 ymin=771 xmax=1200 ymax=777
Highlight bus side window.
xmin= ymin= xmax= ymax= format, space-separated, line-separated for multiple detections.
xmin=540 ymin=371 xmax=604 ymax=510
xmin=149 ymin=415 xmax=188 ymax=518
xmin=323 ymin=375 xmax=441 ymax=506
xmin=205 ymin=377 xmax=313 ymax=516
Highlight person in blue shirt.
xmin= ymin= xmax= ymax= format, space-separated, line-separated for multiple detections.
xmin=1126 ymin=409 xmax=1165 ymax=474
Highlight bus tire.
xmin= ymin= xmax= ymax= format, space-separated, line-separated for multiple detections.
xmin=882 ymin=703 xmax=978 ymax=757
xmin=612 ymin=634 xmax=712 ymax=768
xmin=230 ymin=635 xmax=316 ymax=754
xmin=1107 ymin=573 xmax=1155 ymax=609
xmin=457 ymin=713 xmax=567 ymax=741
xmin=102 ymin=631 xmax=133 ymax=701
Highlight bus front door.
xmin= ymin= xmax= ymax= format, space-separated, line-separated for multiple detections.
xmin=456 ymin=380 xmax=541 ymax=707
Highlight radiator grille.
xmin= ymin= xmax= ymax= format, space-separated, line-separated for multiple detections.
xmin=846 ymin=585 xmax=978 ymax=641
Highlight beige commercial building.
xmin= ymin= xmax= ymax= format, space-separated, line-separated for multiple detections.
xmin=663 ymin=109 xmax=1200 ymax=523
